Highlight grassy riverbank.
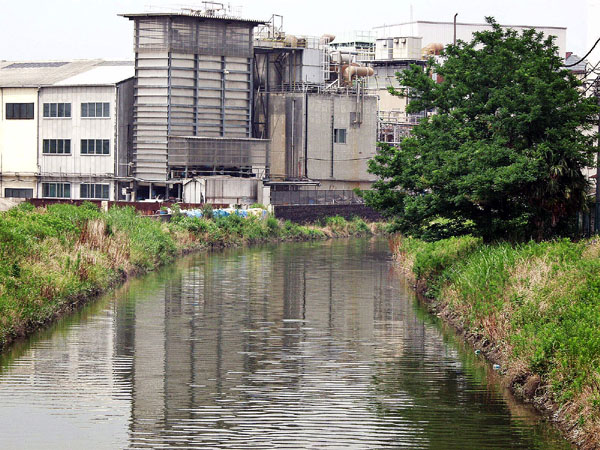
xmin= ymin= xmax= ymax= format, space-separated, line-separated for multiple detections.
xmin=391 ymin=234 xmax=600 ymax=449
xmin=0 ymin=202 xmax=378 ymax=351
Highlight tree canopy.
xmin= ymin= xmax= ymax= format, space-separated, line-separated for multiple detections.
xmin=364 ymin=18 xmax=599 ymax=241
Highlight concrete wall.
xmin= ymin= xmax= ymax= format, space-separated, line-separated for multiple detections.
xmin=274 ymin=204 xmax=382 ymax=223
xmin=268 ymin=92 xmax=378 ymax=187
xmin=38 ymin=85 xmax=118 ymax=200
xmin=306 ymin=93 xmax=378 ymax=185
xmin=0 ymin=87 xmax=38 ymax=196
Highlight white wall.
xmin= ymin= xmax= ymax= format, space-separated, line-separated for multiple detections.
xmin=38 ymin=86 xmax=117 ymax=199
xmin=374 ymin=21 xmax=568 ymax=58
xmin=0 ymin=87 xmax=38 ymax=195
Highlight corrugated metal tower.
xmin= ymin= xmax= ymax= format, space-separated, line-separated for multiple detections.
xmin=122 ymin=11 xmax=269 ymax=183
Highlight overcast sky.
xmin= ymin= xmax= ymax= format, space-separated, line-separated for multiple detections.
xmin=0 ymin=0 xmax=594 ymax=61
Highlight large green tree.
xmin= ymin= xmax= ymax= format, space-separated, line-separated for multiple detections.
xmin=364 ymin=18 xmax=599 ymax=241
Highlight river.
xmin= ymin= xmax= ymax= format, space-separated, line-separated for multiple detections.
xmin=0 ymin=238 xmax=571 ymax=449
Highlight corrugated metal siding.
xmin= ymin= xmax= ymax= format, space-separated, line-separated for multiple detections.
xmin=132 ymin=16 xmax=256 ymax=181
xmin=39 ymin=86 xmax=116 ymax=178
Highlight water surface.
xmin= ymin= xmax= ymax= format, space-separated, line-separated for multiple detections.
xmin=0 ymin=238 xmax=571 ymax=449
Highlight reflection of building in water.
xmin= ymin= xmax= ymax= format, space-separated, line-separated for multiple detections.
xmin=0 ymin=240 xmax=560 ymax=449
xmin=0 ymin=302 xmax=132 ymax=448
xmin=119 ymin=241 xmax=417 ymax=446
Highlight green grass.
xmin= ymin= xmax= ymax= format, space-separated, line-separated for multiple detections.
xmin=0 ymin=204 xmax=383 ymax=351
xmin=393 ymin=234 xmax=600 ymax=442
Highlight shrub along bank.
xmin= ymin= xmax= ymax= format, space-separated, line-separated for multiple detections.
xmin=0 ymin=203 xmax=379 ymax=351
xmin=391 ymin=235 xmax=600 ymax=449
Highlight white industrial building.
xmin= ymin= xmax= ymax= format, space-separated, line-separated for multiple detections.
xmin=372 ymin=21 xmax=567 ymax=58
xmin=368 ymin=20 xmax=568 ymax=144
xmin=0 ymin=61 xmax=134 ymax=200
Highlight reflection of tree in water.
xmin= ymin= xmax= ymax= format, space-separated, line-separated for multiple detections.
xmin=116 ymin=239 xmax=569 ymax=449
xmin=368 ymin=321 xmax=569 ymax=450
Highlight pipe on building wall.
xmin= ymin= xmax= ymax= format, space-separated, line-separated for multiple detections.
xmin=330 ymin=96 xmax=334 ymax=178
xmin=304 ymin=92 xmax=308 ymax=178
xmin=114 ymin=85 xmax=119 ymax=201
xmin=343 ymin=65 xmax=374 ymax=85
xmin=291 ymin=97 xmax=295 ymax=178
xmin=36 ymin=87 xmax=40 ymax=198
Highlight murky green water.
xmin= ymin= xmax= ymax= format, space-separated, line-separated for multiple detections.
xmin=0 ymin=238 xmax=571 ymax=449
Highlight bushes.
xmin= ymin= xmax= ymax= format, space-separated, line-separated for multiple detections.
xmin=107 ymin=206 xmax=176 ymax=269
xmin=412 ymin=235 xmax=482 ymax=282
xmin=0 ymin=203 xmax=381 ymax=351
xmin=397 ymin=234 xmax=600 ymax=438
xmin=322 ymin=215 xmax=373 ymax=237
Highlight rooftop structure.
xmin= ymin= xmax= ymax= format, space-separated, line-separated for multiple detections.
xmin=372 ymin=20 xmax=568 ymax=58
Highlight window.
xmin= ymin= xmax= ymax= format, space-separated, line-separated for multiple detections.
xmin=42 ymin=183 xmax=70 ymax=198
xmin=81 ymin=102 xmax=109 ymax=118
xmin=43 ymin=103 xmax=71 ymax=118
xmin=4 ymin=188 xmax=33 ymax=198
xmin=334 ymin=128 xmax=347 ymax=144
xmin=6 ymin=103 xmax=34 ymax=119
xmin=81 ymin=139 xmax=109 ymax=155
xmin=80 ymin=183 xmax=109 ymax=199
xmin=42 ymin=139 xmax=71 ymax=154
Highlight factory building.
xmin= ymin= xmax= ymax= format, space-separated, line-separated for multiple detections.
xmin=372 ymin=21 xmax=567 ymax=58
xmin=119 ymin=8 xmax=380 ymax=202
xmin=120 ymin=10 xmax=270 ymax=203
xmin=0 ymin=60 xmax=133 ymax=200
xmin=252 ymin=16 xmax=378 ymax=197
xmin=0 ymin=9 xmax=575 ymax=206
xmin=0 ymin=7 xmax=383 ymax=205
xmin=368 ymin=21 xmax=568 ymax=145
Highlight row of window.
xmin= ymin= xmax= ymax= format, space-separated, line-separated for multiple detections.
xmin=5 ymin=102 xmax=110 ymax=120
xmin=43 ymin=103 xmax=71 ymax=118
xmin=42 ymin=139 xmax=110 ymax=155
xmin=6 ymin=103 xmax=34 ymax=119
xmin=41 ymin=183 xmax=109 ymax=199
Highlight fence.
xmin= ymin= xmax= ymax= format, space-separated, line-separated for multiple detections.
xmin=270 ymin=189 xmax=365 ymax=206
xmin=27 ymin=199 xmax=227 ymax=215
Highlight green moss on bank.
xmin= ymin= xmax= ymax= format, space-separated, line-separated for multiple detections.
xmin=391 ymin=234 xmax=600 ymax=449
xmin=0 ymin=204 xmax=380 ymax=351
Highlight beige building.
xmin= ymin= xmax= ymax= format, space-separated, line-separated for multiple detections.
xmin=0 ymin=85 xmax=38 ymax=197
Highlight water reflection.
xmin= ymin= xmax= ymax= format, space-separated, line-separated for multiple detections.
xmin=0 ymin=239 xmax=570 ymax=449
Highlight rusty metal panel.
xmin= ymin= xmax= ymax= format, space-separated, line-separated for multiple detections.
xmin=168 ymin=136 xmax=269 ymax=168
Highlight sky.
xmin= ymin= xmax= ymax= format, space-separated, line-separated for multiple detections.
xmin=0 ymin=0 xmax=594 ymax=61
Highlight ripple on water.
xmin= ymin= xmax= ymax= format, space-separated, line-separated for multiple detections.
xmin=0 ymin=239 xmax=571 ymax=450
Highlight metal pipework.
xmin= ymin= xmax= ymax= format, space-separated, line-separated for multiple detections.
xmin=343 ymin=65 xmax=374 ymax=85
xmin=321 ymin=34 xmax=336 ymax=44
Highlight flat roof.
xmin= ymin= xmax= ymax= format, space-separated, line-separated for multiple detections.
xmin=54 ymin=63 xmax=134 ymax=86
xmin=0 ymin=60 xmax=134 ymax=88
xmin=120 ymin=12 xmax=265 ymax=25
xmin=373 ymin=20 xmax=566 ymax=31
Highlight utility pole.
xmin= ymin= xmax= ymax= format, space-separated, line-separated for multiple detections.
xmin=453 ymin=13 xmax=458 ymax=46
xmin=596 ymin=76 xmax=600 ymax=233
